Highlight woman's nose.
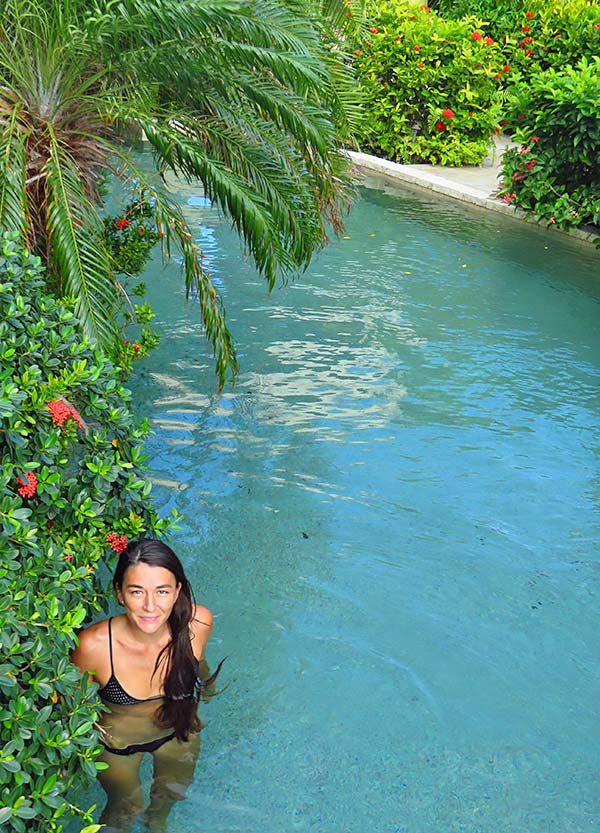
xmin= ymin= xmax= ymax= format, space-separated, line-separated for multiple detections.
xmin=143 ymin=594 xmax=156 ymax=610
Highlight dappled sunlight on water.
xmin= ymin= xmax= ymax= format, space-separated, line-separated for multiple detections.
xmin=79 ymin=177 xmax=600 ymax=833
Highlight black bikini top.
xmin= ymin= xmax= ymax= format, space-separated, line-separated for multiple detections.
xmin=98 ymin=618 xmax=163 ymax=706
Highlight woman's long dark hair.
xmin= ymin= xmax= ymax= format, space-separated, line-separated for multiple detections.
xmin=113 ymin=538 xmax=221 ymax=741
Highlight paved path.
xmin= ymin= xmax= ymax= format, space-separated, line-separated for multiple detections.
xmin=348 ymin=137 xmax=598 ymax=246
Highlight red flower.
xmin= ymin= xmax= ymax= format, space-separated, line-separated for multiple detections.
xmin=525 ymin=10 xmax=534 ymax=18
xmin=503 ymin=65 xmax=510 ymax=72
xmin=17 ymin=471 xmax=38 ymax=499
xmin=471 ymin=31 xmax=483 ymax=41
xmin=420 ymin=4 xmax=430 ymax=11
xmin=549 ymin=217 xmax=555 ymax=224
xmin=413 ymin=45 xmax=421 ymax=51
xmin=115 ymin=218 xmax=131 ymax=230
xmin=441 ymin=108 xmax=455 ymax=119
xmin=501 ymin=193 xmax=516 ymax=204
xmin=354 ymin=49 xmax=361 ymax=56
xmin=499 ymin=119 xmax=507 ymax=125
xmin=595 ymin=22 xmax=600 ymax=29
xmin=132 ymin=343 xmax=141 ymax=353
xmin=138 ymin=227 xmax=145 ymax=233
xmin=64 ymin=553 xmax=73 ymax=562
xmin=106 ymin=532 xmax=129 ymax=554
xmin=531 ymin=135 xmax=539 ymax=142
xmin=369 ymin=26 xmax=378 ymax=33
xmin=47 ymin=400 xmax=83 ymax=429
xmin=435 ymin=121 xmax=447 ymax=132
xmin=522 ymin=25 xmax=531 ymax=33
xmin=525 ymin=160 xmax=535 ymax=170
xmin=525 ymin=49 xmax=533 ymax=57
xmin=524 ymin=36 xmax=534 ymax=43
xmin=484 ymin=36 xmax=494 ymax=45
xmin=417 ymin=62 xmax=425 ymax=68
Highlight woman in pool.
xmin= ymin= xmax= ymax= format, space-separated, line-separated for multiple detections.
xmin=72 ymin=538 xmax=220 ymax=833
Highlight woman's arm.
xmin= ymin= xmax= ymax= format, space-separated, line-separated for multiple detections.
xmin=189 ymin=604 xmax=213 ymax=661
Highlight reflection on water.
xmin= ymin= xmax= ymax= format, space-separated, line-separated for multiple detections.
xmin=95 ymin=178 xmax=600 ymax=833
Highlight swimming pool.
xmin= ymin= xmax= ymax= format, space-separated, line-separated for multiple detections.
xmin=122 ymin=177 xmax=600 ymax=833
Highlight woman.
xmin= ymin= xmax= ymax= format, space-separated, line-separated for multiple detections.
xmin=72 ymin=538 xmax=220 ymax=833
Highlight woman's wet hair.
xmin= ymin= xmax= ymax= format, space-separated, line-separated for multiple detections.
xmin=113 ymin=538 xmax=221 ymax=741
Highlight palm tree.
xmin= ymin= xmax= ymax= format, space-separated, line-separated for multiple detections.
xmin=0 ymin=0 xmax=359 ymax=384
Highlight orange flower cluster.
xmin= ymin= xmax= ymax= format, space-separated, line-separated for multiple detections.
xmin=107 ymin=532 xmax=129 ymax=553
xmin=47 ymin=400 xmax=83 ymax=428
xmin=17 ymin=471 xmax=38 ymax=498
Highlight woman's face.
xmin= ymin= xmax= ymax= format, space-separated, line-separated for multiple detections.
xmin=116 ymin=562 xmax=181 ymax=635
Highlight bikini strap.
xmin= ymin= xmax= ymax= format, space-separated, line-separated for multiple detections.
xmin=107 ymin=617 xmax=115 ymax=674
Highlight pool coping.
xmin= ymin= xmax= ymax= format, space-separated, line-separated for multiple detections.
xmin=348 ymin=150 xmax=599 ymax=248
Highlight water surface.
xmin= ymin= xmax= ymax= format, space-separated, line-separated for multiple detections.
xmin=128 ymin=178 xmax=599 ymax=833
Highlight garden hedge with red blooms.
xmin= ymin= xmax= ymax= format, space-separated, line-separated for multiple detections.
xmin=351 ymin=0 xmax=600 ymax=235
xmin=353 ymin=1 xmax=505 ymax=165
xmin=0 ymin=232 xmax=178 ymax=833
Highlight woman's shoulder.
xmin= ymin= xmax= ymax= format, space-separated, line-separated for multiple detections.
xmin=189 ymin=604 xmax=213 ymax=660
xmin=71 ymin=618 xmax=111 ymax=676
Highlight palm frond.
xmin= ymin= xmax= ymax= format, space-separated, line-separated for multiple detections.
xmin=0 ymin=106 xmax=31 ymax=241
xmin=45 ymin=127 xmax=117 ymax=347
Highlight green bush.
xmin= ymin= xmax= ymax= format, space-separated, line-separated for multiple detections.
xmin=354 ymin=0 xmax=504 ymax=165
xmin=0 ymin=232 xmax=175 ymax=833
xmin=500 ymin=57 xmax=600 ymax=230
xmin=430 ymin=0 xmax=600 ymax=89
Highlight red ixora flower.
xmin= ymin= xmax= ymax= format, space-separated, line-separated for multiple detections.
xmin=484 ymin=36 xmax=494 ymax=45
xmin=471 ymin=31 xmax=483 ymax=41
xmin=441 ymin=108 xmax=455 ymax=119
xmin=525 ymin=49 xmax=533 ymax=57
xmin=64 ymin=553 xmax=73 ymax=562
xmin=47 ymin=400 xmax=84 ymax=429
xmin=435 ymin=120 xmax=447 ymax=132
xmin=107 ymin=532 xmax=129 ymax=554
xmin=132 ymin=343 xmax=141 ymax=353
xmin=17 ymin=471 xmax=38 ymax=499
xmin=354 ymin=49 xmax=361 ymax=56
xmin=531 ymin=135 xmax=539 ymax=142
xmin=417 ymin=62 xmax=425 ymax=68
xmin=525 ymin=10 xmax=534 ymax=19
xmin=503 ymin=65 xmax=510 ymax=72
xmin=413 ymin=44 xmax=421 ymax=51
xmin=595 ymin=22 xmax=600 ymax=29
xmin=525 ymin=160 xmax=536 ymax=170
xmin=549 ymin=217 xmax=555 ymax=224
xmin=115 ymin=218 xmax=131 ymax=230
xmin=522 ymin=25 xmax=531 ymax=33
xmin=369 ymin=26 xmax=378 ymax=33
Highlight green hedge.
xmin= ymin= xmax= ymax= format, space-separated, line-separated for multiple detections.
xmin=354 ymin=0 xmax=504 ymax=165
xmin=500 ymin=57 xmax=600 ymax=229
xmin=0 ymin=232 xmax=175 ymax=832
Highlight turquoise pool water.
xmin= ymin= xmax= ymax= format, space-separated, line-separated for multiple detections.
xmin=125 ymin=178 xmax=599 ymax=833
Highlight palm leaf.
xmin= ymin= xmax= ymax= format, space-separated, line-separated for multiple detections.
xmin=44 ymin=127 xmax=117 ymax=347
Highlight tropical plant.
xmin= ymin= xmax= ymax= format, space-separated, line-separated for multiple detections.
xmin=0 ymin=232 xmax=178 ymax=833
xmin=0 ymin=0 xmax=359 ymax=385
xmin=500 ymin=57 xmax=600 ymax=230
xmin=354 ymin=1 xmax=504 ymax=165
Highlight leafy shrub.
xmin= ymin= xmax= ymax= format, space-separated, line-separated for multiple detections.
xmin=0 ymin=232 xmax=176 ymax=833
xmin=500 ymin=57 xmax=600 ymax=230
xmin=354 ymin=0 xmax=504 ymax=165
xmin=430 ymin=0 xmax=600 ymax=87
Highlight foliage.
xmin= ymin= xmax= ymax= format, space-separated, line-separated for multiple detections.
xmin=428 ymin=0 xmax=600 ymax=89
xmin=0 ymin=232 xmax=177 ymax=833
xmin=499 ymin=57 xmax=600 ymax=230
xmin=354 ymin=1 xmax=504 ymax=165
xmin=0 ymin=0 xmax=360 ymax=386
